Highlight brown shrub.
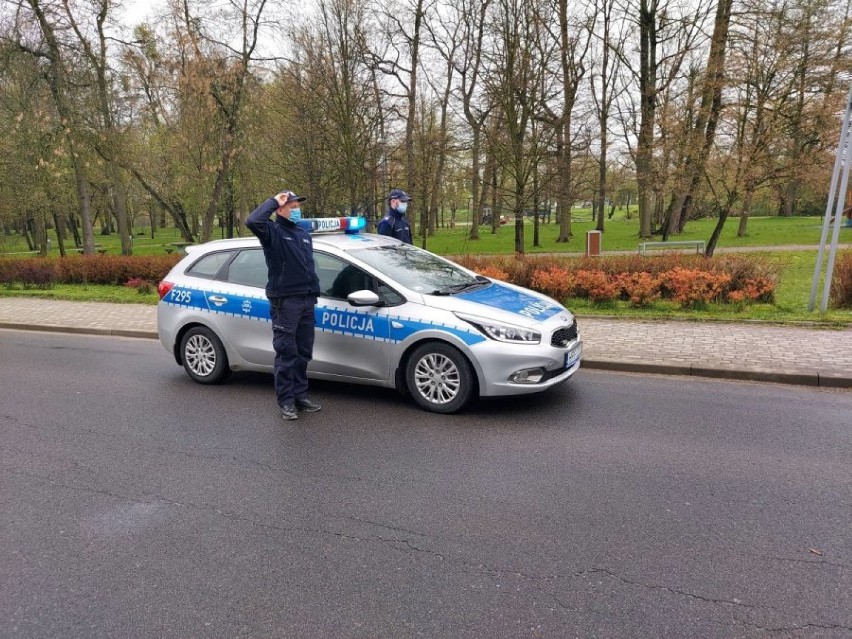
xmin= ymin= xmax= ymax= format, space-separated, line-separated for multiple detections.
xmin=0 ymin=259 xmax=17 ymax=285
xmin=15 ymin=260 xmax=57 ymax=289
xmin=830 ymin=251 xmax=852 ymax=308
xmin=530 ymin=267 xmax=576 ymax=300
xmin=53 ymin=254 xmax=180 ymax=284
xmin=710 ymin=254 xmax=781 ymax=295
xmin=575 ymin=270 xmax=619 ymax=303
xmin=0 ymin=254 xmax=181 ymax=286
xmin=659 ymin=268 xmax=731 ymax=308
xmin=741 ymin=276 xmax=776 ymax=303
xmin=477 ymin=265 xmax=510 ymax=281
xmin=615 ymin=272 xmax=661 ymax=307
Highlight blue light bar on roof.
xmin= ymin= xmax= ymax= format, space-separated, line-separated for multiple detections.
xmin=296 ymin=217 xmax=366 ymax=234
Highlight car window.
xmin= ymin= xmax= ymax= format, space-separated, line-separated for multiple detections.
xmin=186 ymin=250 xmax=234 ymax=279
xmin=224 ymin=249 xmax=267 ymax=288
xmin=314 ymin=252 xmax=405 ymax=305
xmin=315 ymin=253 xmax=373 ymax=299
xmin=348 ymin=244 xmax=481 ymax=294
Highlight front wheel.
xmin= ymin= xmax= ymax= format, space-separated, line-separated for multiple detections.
xmin=180 ymin=326 xmax=231 ymax=384
xmin=405 ymin=342 xmax=475 ymax=414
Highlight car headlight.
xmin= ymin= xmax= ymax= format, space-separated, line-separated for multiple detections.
xmin=455 ymin=312 xmax=540 ymax=344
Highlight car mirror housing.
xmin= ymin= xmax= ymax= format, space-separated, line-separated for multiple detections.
xmin=347 ymin=290 xmax=382 ymax=307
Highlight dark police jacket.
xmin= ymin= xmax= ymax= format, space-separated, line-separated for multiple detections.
xmin=377 ymin=208 xmax=412 ymax=244
xmin=245 ymin=198 xmax=320 ymax=299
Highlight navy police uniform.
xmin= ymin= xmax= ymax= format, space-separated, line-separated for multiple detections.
xmin=377 ymin=188 xmax=413 ymax=244
xmin=246 ymin=195 xmax=320 ymax=411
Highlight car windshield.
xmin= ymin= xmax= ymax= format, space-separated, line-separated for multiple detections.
xmin=348 ymin=244 xmax=490 ymax=295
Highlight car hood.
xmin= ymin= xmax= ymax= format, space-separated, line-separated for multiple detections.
xmin=422 ymin=280 xmax=569 ymax=327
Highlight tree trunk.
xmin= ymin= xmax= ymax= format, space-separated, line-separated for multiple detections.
xmin=52 ymin=210 xmax=67 ymax=257
xmin=35 ymin=212 xmax=48 ymax=256
xmin=596 ymin=123 xmax=608 ymax=233
xmin=706 ymin=191 xmax=737 ymax=256
xmin=533 ymin=167 xmax=540 ymax=248
xmin=514 ymin=185 xmax=525 ymax=254
xmin=738 ymin=189 xmax=753 ymax=236
xmin=407 ymin=0 xmax=424 ymax=245
xmin=637 ymin=0 xmax=657 ymax=239
xmin=556 ymin=126 xmax=573 ymax=242
xmin=668 ymin=0 xmax=734 ymax=235
xmin=469 ymin=128 xmax=483 ymax=240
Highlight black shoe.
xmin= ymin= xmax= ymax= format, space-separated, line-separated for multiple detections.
xmin=295 ymin=397 xmax=322 ymax=413
xmin=281 ymin=405 xmax=298 ymax=421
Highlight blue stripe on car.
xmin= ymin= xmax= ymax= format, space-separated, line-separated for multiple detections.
xmin=457 ymin=281 xmax=562 ymax=320
xmin=162 ymin=287 xmax=485 ymax=345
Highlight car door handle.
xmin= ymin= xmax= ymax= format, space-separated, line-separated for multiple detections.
xmin=209 ymin=295 xmax=228 ymax=306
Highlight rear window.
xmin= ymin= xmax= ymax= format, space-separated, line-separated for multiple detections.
xmin=224 ymin=249 xmax=267 ymax=288
xmin=186 ymin=251 xmax=234 ymax=279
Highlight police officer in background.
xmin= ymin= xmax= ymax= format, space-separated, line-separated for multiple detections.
xmin=246 ymin=190 xmax=322 ymax=421
xmin=377 ymin=188 xmax=413 ymax=244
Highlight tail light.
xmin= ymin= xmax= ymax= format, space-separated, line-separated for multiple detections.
xmin=157 ymin=281 xmax=174 ymax=300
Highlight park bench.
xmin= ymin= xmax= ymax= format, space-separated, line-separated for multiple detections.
xmin=166 ymin=241 xmax=193 ymax=255
xmin=639 ymin=240 xmax=705 ymax=256
xmin=73 ymin=244 xmax=106 ymax=254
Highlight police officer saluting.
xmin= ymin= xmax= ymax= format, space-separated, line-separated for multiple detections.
xmin=377 ymin=188 xmax=413 ymax=244
xmin=246 ymin=190 xmax=322 ymax=421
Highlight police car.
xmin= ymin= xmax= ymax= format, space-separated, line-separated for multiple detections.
xmin=157 ymin=217 xmax=582 ymax=414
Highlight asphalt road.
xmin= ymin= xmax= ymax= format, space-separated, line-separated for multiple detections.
xmin=1 ymin=330 xmax=850 ymax=638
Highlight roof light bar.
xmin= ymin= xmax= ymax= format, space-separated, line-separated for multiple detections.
xmin=297 ymin=217 xmax=366 ymax=234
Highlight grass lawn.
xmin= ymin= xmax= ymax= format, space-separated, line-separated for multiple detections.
xmin=420 ymin=212 xmax=852 ymax=255
xmin=0 ymin=227 xmax=192 ymax=257
xmin=2 ymin=211 xmax=850 ymax=257
xmin=0 ymin=283 xmax=159 ymax=304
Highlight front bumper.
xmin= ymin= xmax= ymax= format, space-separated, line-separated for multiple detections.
xmin=473 ymin=338 xmax=583 ymax=397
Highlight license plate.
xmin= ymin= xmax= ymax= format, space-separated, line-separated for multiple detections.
xmin=565 ymin=343 xmax=581 ymax=368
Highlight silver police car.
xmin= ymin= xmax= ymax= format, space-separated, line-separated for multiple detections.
xmin=157 ymin=218 xmax=582 ymax=413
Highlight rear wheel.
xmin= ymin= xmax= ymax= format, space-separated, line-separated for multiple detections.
xmin=405 ymin=342 xmax=475 ymax=414
xmin=180 ymin=326 xmax=230 ymax=384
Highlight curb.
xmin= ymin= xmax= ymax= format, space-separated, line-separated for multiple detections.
xmin=0 ymin=322 xmax=158 ymax=341
xmin=3 ymin=321 xmax=851 ymax=390
xmin=580 ymin=359 xmax=852 ymax=389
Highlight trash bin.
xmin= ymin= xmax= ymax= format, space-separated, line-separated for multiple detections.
xmin=586 ymin=230 xmax=601 ymax=257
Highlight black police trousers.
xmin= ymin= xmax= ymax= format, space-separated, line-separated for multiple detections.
xmin=269 ymin=295 xmax=316 ymax=408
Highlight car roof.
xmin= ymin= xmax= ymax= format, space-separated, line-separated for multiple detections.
xmin=185 ymin=230 xmax=402 ymax=255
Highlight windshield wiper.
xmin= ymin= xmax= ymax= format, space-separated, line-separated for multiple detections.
xmin=432 ymin=279 xmax=490 ymax=296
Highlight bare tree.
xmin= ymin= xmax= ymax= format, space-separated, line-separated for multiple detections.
xmin=367 ymin=0 xmax=433 ymax=239
xmin=455 ymin=0 xmax=492 ymax=241
xmin=60 ymin=0 xmax=134 ymax=254
xmin=551 ymin=0 xmax=592 ymax=243
xmin=485 ymin=0 xmax=559 ymax=253
xmin=663 ymin=0 xmax=734 ymax=237
xmin=177 ymin=0 xmax=276 ymax=241
xmin=589 ymin=0 xmax=626 ymax=233
xmin=297 ymin=0 xmax=379 ymax=215
xmin=617 ymin=0 xmax=711 ymax=238
xmin=9 ymin=0 xmax=97 ymax=254
xmin=422 ymin=1 xmax=463 ymax=240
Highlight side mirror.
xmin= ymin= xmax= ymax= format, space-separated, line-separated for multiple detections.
xmin=347 ymin=290 xmax=382 ymax=307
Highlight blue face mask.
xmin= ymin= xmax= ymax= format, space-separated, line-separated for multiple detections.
xmin=397 ymin=202 xmax=408 ymax=214
xmin=290 ymin=208 xmax=302 ymax=222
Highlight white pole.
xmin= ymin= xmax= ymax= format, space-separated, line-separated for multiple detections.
xmin=821 ymin=119 xmax=852 ymax=312
xmin=809 ymin=83 xmax=852 ymax=311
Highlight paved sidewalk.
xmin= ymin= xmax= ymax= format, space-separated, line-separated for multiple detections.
xmin=1 ymin=297 xmax=850 ymax=389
